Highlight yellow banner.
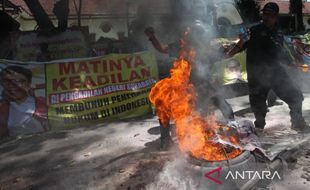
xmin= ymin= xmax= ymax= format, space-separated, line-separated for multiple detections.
xmin=46 ymin=52 xmax=158 ymax=128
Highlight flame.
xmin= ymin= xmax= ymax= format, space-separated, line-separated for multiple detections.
xmin=149 ymin=58 xmax=242 ymax=161
xmin=149 ymin=30 xmax=242 ymax=161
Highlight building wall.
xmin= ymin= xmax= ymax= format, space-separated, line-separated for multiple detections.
xmin=303 ymin=15 xmax=310 ymax=29
xmin=15 ymin=12 xmax=128 ymax=40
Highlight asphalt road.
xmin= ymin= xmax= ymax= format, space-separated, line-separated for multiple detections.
xmin=0 ymin=91 xmax=309 ymax=190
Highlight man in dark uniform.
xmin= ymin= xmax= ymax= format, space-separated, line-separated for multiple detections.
xmin=227 ymin=2 xmax=308 ymax=133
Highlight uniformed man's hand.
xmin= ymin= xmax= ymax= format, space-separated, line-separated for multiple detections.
xmin=144 ymin=27 xmax=155 ymax=38
xmin=225 ymin=37 xmax=245 ymax=58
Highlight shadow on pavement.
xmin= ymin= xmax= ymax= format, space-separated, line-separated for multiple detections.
xmin=147 ymin=126 xmax=160 ymax=135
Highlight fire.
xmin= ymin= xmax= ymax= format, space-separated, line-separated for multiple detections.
xmin=149 ymin=28 xmax=242 ymax=161
xmin=149 ymin=57 xmax=242 ymax=161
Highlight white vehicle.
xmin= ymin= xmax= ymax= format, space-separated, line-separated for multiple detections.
xmin=216 ymin=0 xmax=243 ymax=25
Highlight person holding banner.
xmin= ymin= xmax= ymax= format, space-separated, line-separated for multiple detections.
xmin=0 ymin=66 xmax=48 ymax=138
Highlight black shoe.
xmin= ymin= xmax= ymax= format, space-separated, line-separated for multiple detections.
xmin=254 ymin=128 xmax=264 ymax=136
xmin=292 ymin=122 xmax=310 ymax=132
xmin=160 ymin=136 xmax=174 ymax=150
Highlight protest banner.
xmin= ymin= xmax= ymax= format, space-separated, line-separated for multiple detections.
xmin=0 ymin=51 xmax=158 ymax=135
xmin=11 ymin=28 xmax=90 ymax=61
xmin=45 ymin=52 xmax=158 ymax=128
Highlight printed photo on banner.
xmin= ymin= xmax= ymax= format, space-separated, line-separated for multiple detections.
xmin=0 ymin=51 xmax=159 ymax=136
xmin=0 ymin=62 xmax=48 ymax=138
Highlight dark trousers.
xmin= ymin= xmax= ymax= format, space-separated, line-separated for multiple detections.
xmin=248 ymin=69 xmax=305 ymax=129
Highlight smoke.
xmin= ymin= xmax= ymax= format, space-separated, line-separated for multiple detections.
xmin=128 ymin=0 xmax=218 ymax=46
xmin=161 ymin=0 xmax=231 ymax=120
xmin=146 ymin=157 xmax=202 ymax=190
xmin=127 ymin=0 xmax=308 ymax=123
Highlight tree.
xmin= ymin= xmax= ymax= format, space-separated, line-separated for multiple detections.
xmin=290 ymin=0 xmax=305 ymax=31
xmin=236 ymin=0 xmax=261 ymax=24
xmin=23 ymin=0 xmax=54 ymax=31
xmin=53 ymin=0 xmax=69 ymax=31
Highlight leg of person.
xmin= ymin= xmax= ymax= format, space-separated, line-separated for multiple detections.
xmin=159 ymin=119 xmax=173 ymax=149
xmin=210 ymin=95 xmax=235 ymax=121
xmin=248 ymin=81 xmax=269 ymax=130
xmin=289 ymin=101 xmax=307 ymax=130
xmin=272 ymin=75 xmax=308 ymax=131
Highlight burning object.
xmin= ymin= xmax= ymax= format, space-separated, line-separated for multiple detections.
xmin=149 ymin=56 xmax=242 ymax=161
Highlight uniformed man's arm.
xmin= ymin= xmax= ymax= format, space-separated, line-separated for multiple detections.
xmin=226 ymin=38 xmax=247 ymax=58
xmin=144 ymin=27 xmax=169 ymax=53
xmin=226 ymin=25 xmax=253 ymax=58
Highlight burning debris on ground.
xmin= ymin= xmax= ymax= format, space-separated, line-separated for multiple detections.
xmin=149 ymin=56 xmax=241 ymax=161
